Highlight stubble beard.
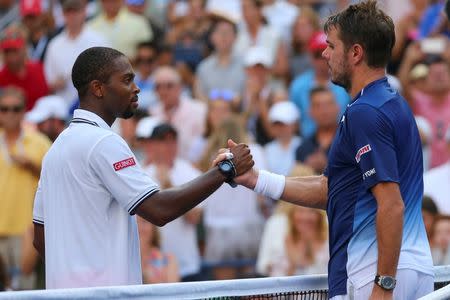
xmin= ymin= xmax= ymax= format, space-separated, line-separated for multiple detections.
xmin=330 ymin=60 xmax=352 ymax=93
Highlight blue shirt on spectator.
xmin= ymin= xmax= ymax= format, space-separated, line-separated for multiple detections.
xmin=289 ymin=70 xmax=350 ymax=138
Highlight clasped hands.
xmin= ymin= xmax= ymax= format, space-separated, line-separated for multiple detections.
xmin=212 ymin=139 xmax=258 ymax=188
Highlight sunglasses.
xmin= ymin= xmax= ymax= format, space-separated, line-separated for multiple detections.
xmin=0 ymin=105 xmax=24 ymax=113
xmin=155 ymin=82 xmax=177 ymax=90
xmin=209 ymin=89 xmax=235 ymax=102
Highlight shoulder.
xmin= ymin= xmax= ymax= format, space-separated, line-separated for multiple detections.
xmin=197 ymin=55 xmax=215 ymax=72
xmin=24 ymin=128 xmax=51 ymax=149
xmin=346 ymin=103 xmax=393 ymax=134
xmin=292 ymin=71 xmax=313 ymax=85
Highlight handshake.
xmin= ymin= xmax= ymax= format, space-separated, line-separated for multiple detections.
xmin=210 ymin=138 xmax=286 ymax=202
xmin=211 ymin=139 xmax=258 ymax=189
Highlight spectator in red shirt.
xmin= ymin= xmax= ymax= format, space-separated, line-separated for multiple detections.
xmin=0 ymin=25 xmax=49 ymax=111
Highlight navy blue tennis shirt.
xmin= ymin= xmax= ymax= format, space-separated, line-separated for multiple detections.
xmin=324 ymin=77 xmax=433 ymax=298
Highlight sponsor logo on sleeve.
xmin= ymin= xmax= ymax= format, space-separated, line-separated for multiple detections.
xmin=113 ymin=157 xmax=136 ymax=171
xmin=355 ymin=144 xmax=372 ymax=163
xmin=363 ymin=168 xmax=376 ymax=180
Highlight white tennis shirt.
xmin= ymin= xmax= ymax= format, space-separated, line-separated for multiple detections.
xmin=33 ymin=109 xmax=160 ymax=289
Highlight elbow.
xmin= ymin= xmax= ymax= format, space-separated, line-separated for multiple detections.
xmin=150 ymin=212 xmax=173 ymax=227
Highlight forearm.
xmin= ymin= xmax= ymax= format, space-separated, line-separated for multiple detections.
xmin=136 ymin=167 xmax=225 ymax=226
xmin=32 ymin=224 xmax=45 ymax=261
xmin=372 ymin=182 xmax=404 ymax=277
xmin=243 ymin=170 xmax=328 ymax=210
xmin=376 ymin=202 xmax=403 ymax=276
xmin=281 ymin=175 xmax=328 ymax=210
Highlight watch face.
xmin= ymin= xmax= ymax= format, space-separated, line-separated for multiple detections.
xmin=220 ymin=162 xmax=232 ymax=172
xmin=381 ymin=277 xmax=395 ymax=289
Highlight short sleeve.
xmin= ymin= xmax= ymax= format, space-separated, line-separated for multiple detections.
xmin=33 ymin=179 xmax=44 ymax=225
xmin=348 ymin=104 xmax=399 ymax=190
xmin=89 ymin=134 xmax=160 ymax=215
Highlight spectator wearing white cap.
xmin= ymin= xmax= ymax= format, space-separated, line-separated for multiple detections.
xmin=264 ymin=101 xmax=301 ymax=176
xmin=26 ymin=95 xmax=69 ymax=142
xmin=295 ymin=86 xmax=339 ymax=174
xmin=233 ymin=0 xmax=288 ymax=82
xmin=136 ymin=117 xmax=205 ymax=282
xmin=242 ymin=46 xmax=284 ymax=145
xmin=424 ymin=127 xmax=450 ymax=214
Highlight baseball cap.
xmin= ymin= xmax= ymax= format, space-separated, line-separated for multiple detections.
xmin=0 ymin=26 xmax=26 ymax=50
xmin=136 ymin=117 xmax=177 ymax=140
xmin=26 ymin=95 xmax=69 ymax=124
xmin=309 ymin=31 xmax=327 ymax=53
xmin=20 ymin=0 xmax=42 ymax=16
xmin=268 ymin=101 xmax=300 ymax=124
xmin=60 ymin=0 xmax=85 ymax=11
xmin=244 ymin=46 xmax=272 ymax=68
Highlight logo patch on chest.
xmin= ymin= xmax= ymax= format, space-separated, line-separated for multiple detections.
xmin=113 ymin=157 xmax=136 ymax=171
xmin=355 ymin=144 xmax=372 ymax=163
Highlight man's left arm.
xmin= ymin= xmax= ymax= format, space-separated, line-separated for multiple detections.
xmin=370 ymin=182 xmax=404 ymax=300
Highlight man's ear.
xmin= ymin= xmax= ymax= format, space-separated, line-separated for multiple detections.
xmin=350 ymin=44 xmax=364 ymax=65
xmin=90 ymin=80 xmax=103 ymax=98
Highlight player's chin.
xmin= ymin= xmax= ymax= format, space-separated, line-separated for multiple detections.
xmin=121 ymin=108 xmax=135 ymax=119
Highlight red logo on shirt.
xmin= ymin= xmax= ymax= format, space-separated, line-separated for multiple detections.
xmin=355 ymin=144 xmax=372 ymax=163
xmin=113 ymin=157 xmax=136 ymax=171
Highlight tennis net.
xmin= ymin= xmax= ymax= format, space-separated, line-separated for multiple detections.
xmin=1 ymin=265 xmax=449 ymax=300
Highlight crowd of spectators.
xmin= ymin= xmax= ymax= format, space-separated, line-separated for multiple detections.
xmin=0 ymin=0 xmax=449 ymax=291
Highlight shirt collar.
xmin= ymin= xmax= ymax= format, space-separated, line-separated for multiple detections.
xmin=349 ymin=76 xmax=388 ymax=106
xmin=72 ymin=109 xmax=112 ymax=131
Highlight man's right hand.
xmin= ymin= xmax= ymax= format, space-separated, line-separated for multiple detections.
xmin=213 ymin=139 xmax=258 ymax=189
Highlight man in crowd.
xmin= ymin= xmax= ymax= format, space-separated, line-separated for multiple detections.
xmin=0 ymin=87 xmax=50 ymax=289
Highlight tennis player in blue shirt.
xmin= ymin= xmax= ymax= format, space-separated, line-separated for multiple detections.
xmin=215 ymin=1 xmax=434 ymax=299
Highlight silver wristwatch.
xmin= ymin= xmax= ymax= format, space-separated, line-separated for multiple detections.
xmin=374 ymin=275 xmax=396 ymax=291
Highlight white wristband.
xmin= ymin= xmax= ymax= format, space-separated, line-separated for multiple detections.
xmin=253 ymin=170 xmax=286 ymax=200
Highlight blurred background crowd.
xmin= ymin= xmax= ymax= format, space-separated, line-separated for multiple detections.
xmin=0 ymin=0 xmax=449 ymax=292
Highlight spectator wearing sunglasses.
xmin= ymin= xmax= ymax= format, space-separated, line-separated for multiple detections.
xmin=150 ymin=66 xmax=206 ymax=160
xmin=0 ymin=25 xmax=49 ymax=111
xmin=133 ymin=41 xmax=159 ymax=110
xmin=0 ymin=87 xmax=50 ymax=290
xmin=188 ymin=89 xmax=235 ymax=164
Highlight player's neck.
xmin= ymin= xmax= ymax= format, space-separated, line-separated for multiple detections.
xmin=350 ymin=68 xmax=386 ymax=98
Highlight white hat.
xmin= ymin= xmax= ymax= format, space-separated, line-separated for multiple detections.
xmin=135 ymin=116 xmax=162 ymax=139
xmin=269 ymin=101 xmax=300 ymax=124
xmin=26 ymin=95 xmax=68 ymax=124
xmin=244 ymin=46 xmax=272 ymax=68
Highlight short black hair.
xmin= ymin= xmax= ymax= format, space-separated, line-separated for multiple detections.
xmin=72 ymin=47 xmax=125 ymax=98
xmin=309 ymin=85 xmax=331 ymax=102
xmin=324 ymin=0 xmax=395 ymax=68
